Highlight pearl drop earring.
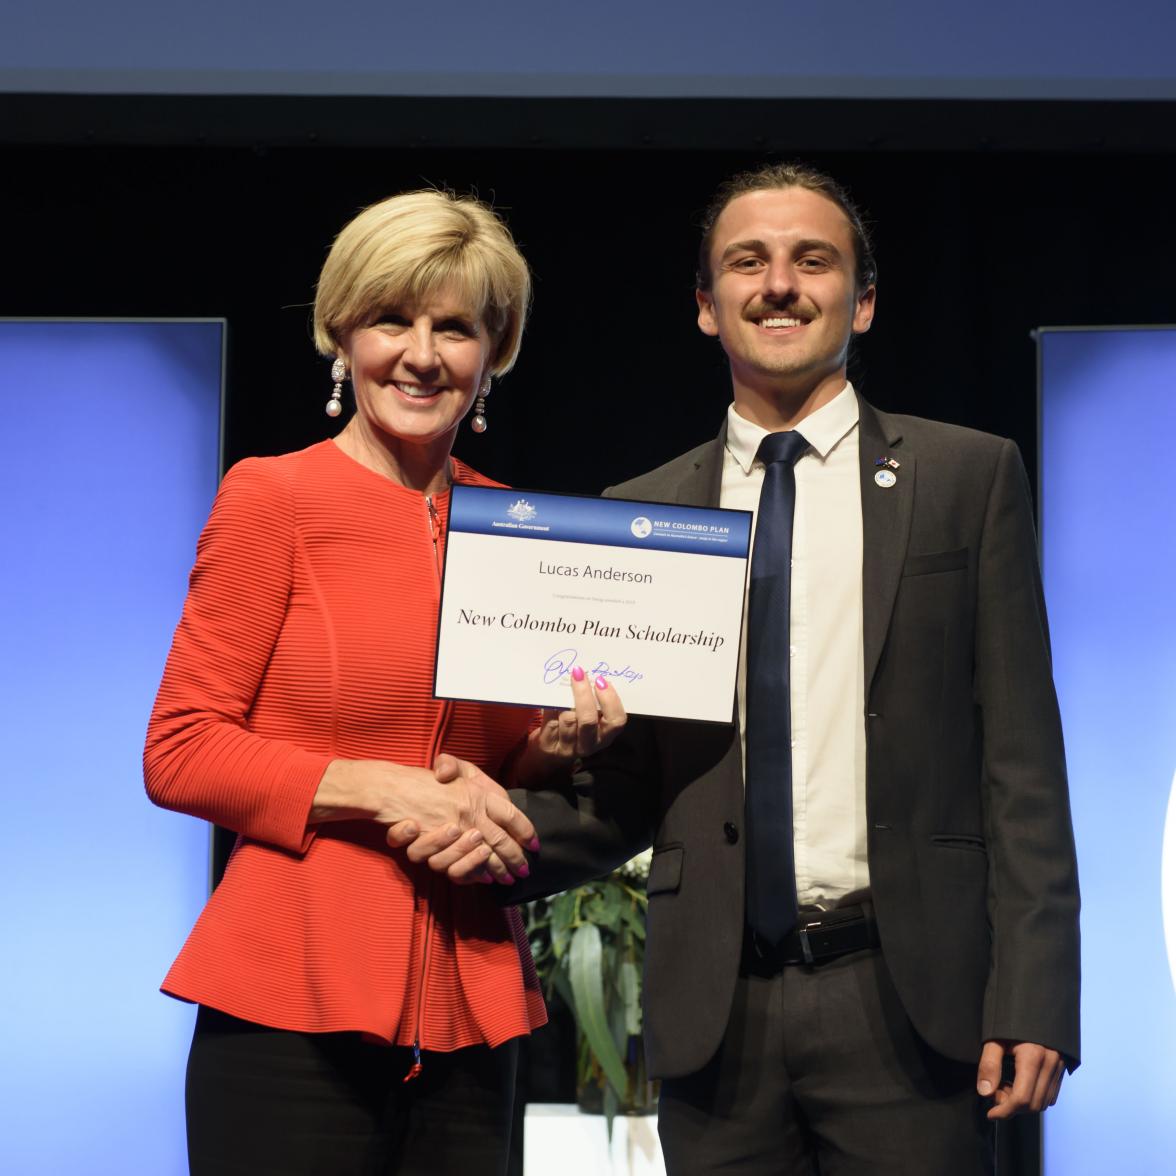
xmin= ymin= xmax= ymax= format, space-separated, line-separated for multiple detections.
xmin=326 ymin=358 xmax=346 ymax=418
xmin=471 ymin=375 xmax=490 ymax=434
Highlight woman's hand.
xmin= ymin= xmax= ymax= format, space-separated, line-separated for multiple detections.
xmin=312 ymin=758 xmax=537 ymax=883
xmin=515 ymin=667 xmax=627 ymax=786
xmin=389 ymin=672 xmax=626 ymax=885
xmin=386 ymin=673 xmax=626 ymax=884
xmin=387 ymin=754 xmax=539 ymax=885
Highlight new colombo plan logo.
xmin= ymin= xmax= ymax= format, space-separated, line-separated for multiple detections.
xmin=630 ymin=516 xmax=653 ymax=539
xmin=507 ymin=499 xmax=537 ymax=523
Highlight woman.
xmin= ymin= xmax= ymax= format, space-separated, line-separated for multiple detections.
xmin=145 ymin=190 xmax=624 ymax=1175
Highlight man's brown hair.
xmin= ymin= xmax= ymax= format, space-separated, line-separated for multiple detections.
xmin=697 ymin=162 xmax=877 ymax=293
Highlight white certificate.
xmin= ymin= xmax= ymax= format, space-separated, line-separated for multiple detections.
xmin=434 ymin=486 xmax=751 ymax=723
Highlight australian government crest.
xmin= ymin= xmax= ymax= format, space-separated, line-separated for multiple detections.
xmin=507 ymin=499 xmax=538 ymax=523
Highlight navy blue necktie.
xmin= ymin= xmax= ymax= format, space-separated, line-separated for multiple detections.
xmin=745 ymin=429 xmax=809 ymax=946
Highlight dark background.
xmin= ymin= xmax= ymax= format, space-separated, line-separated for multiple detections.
xmin=5 ymin=92 xmax=1172 ymax=1175
xmin=5 ymin=96 xmax=1175 ymax=500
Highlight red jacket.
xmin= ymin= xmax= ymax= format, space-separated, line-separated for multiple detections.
xmin=145 ymin=440 xmax=545 ymax=1050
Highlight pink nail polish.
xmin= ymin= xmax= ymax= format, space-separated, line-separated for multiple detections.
xmin=528 ymin=836 xmax=541 ymax=852
xmin=572 ymin=666 xmax=585 ymax=682
xmin=516 ymin=863 xmax=531 ymax=879
xmin=595 ymin=676 xmax=609 ymax=691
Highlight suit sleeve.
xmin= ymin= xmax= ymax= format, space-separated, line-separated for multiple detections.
xmin=975 ymin=438 xmax=1081 ymax=1065
xmin=507 ymin=703 xmax=661 ymax=904
xmin=143 ymin=458 xmax=332 ymax=853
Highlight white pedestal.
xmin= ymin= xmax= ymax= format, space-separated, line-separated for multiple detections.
xmin=524 ymin=1103 xmax=666 ymax=1176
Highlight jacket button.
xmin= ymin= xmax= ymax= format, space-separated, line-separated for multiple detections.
xmin=723 ymin=822 xmax=739 ymax=844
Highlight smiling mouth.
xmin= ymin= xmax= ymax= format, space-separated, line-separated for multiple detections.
xmin=394 ymin=380 xmax=442 ymax=398
xmin=756 ymin=315 xmax=806 ymax=329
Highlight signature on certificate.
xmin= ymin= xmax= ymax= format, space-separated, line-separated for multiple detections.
xmin=543 ymin=648 xmax=645 ymax=686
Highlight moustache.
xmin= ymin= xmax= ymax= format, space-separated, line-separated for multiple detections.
xmin=743 ymin=300 xmax=814 ymax=322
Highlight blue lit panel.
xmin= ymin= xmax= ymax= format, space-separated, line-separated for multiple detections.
xmin=1039 ymin=327 xmax=1176 ymax=1174
xmin=0 ymin=320 xmax=223 ymax=1175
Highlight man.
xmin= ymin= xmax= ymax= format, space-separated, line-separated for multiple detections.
xmin=429 ymin=163 xmax=1080 ymax=1173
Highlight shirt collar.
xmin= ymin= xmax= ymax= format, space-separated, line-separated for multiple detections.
xmin=725 ymin=383 xmax=859 ymax=474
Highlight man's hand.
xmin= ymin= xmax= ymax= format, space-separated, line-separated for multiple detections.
xmin=977 ymin=1039 xmax=1066 ymax=1119
xmin=387 ymin=672 xmax=625 ymax=884
xmin=385 ymin=755 xmax=538 ymax=886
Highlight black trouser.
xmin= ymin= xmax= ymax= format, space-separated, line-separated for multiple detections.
xmin=657 ymin=948 xmax=993 ymax=1175
xmin=186 ymin=1006 xmax=518 ymax=1176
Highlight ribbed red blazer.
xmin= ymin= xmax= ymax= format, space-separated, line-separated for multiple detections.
xmin=145 ymin=440 xmax=546 ymax=1051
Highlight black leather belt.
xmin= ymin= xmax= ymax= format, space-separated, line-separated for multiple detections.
xmin=742 ymin=903 xmax=880 ymax=973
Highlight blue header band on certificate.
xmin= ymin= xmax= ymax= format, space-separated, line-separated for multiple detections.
xmin=450 ymin=485 xmax=751 ymax=558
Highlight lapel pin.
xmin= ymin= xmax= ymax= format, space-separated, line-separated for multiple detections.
xmin=874 ymin=455 xmax=899 ymax=488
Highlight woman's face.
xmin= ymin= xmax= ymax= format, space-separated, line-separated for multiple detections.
xmin=342 ymin=284 xmax=493 ymax=453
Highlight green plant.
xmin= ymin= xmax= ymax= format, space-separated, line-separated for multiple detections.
xmin=526 ymin=849 xmax=653 ymax=1124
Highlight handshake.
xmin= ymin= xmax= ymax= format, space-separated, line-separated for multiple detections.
xmin=312 ymin=670 xmax=626 ymax=887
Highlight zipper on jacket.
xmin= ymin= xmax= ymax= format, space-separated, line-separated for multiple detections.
xmin=403 ymin=1041 xmax=423 ymax=1083
xmin=426 ymin=494 xmax=442 ymax=576
xmin=405 ymin=491 xmax=453 ymax=1081
xmin=403 ymin=896 xmax=434 ymax=1083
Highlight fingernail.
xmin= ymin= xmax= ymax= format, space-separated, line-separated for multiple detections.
xmin=528 ymin=836 xmax=541 ymax=852
xmin=595 ymin=676 xmax=609 ymax=691
xmin=978 ymin=1080 xmax=993 ymax=1097
xmin=572 ymin=666 xmax=585 ymax=682
xmin=468 ymin=830 xmax=483 ymax=845
xmin=516 ymin=863 xmax=530 ymax=879
xmin=477 ymin=872 xmax=494 ymax=885
xmin=499 ymin=874 xmax=516 ymax=885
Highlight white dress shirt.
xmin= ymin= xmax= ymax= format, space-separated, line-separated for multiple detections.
xmin=722 ymin=383 xmax=869 ymax=908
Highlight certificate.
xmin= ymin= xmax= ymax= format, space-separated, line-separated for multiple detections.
xmin=434 ymin=486 xmax=751 ymax=723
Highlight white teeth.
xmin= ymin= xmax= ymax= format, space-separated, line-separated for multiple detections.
xmin=760 ymin=317 xmax=803 ymax=328
xmin=395 ymin=382 xmax=438 ymax=398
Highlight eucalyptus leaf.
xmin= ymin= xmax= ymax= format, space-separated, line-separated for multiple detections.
xmin=620 ymin=959 xmax=642 ymax=1037
xmin=549 ymin=963 xmax=575 ymax=1013
xmin=569 ymin=923 xmax=630 ymax=1099
xmin=581 ymin=891 xmax=614 ymax=930
xmin=620 ymin=902 xmax=648 ymax=940
xmin=608 ymin=1000 xmax=630 ymax=1115
xmin=597 ymin=885 xmax=625 ymax=928
xmin=603 ymin=1080 xmax=619 ymax=1140
xmin=550 ymin=891 xmax=577 ymax=959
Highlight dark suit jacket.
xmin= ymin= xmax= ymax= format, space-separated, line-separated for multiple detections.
xmin=510 ymin=398 xmax=1080 ymax=1080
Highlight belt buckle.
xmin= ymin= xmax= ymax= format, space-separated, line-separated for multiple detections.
xmin=797 ymin=916 xmax=819 ymax=965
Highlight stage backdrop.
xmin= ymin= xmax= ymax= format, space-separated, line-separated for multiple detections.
xmin=1038 ymin=326 xmax=1176 ymax=1173
xmin=2 ymin=0 xmax=1173 ymax=99
xmin=0 ymin=320 xmax=223 ymax=1175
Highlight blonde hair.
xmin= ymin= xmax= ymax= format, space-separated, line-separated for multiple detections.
xmin=313 ymin=189 xmax=531 ymax=373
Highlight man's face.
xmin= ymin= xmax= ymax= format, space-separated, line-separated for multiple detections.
xmin=696 ymin=187 xmax=876 ymax=407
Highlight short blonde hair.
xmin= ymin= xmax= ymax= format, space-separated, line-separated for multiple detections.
xmin=313 ymin=189 xmax=531 ymax=374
